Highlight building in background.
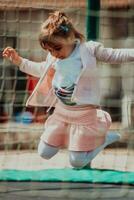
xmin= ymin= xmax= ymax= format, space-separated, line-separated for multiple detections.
xmin=0 ymin=0 xmax=133 ymax=126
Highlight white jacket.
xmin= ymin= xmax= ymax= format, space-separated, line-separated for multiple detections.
xmin=19 ymin=41 xmax=134 ymax=107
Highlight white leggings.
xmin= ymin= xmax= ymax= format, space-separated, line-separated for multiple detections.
xmin=38 ymin=131 xmax=120 ymax=169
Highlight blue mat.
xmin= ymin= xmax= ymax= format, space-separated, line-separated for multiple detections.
xmin=0 ymin=168 xmax=134 ymax=185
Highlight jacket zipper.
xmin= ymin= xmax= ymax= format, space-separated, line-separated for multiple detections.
xmin=26 ymin=57 xmax=56 ymax=106
xmin=46 ymin=92 xmax=57 ymax=113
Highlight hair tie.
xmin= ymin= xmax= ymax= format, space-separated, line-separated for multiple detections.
xmin=59 ymin=25 xmax=69 ymax=33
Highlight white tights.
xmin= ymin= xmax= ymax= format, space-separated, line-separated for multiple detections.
xmin=38 ymin=131 xmax=120 ymax=169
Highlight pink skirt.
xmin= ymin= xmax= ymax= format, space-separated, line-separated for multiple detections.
xmin=41 ymin=102 xmax=112 ymax=151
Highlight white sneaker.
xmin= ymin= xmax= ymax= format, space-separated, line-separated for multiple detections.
xmin=106 ymin=131 xmax=121 ymax=145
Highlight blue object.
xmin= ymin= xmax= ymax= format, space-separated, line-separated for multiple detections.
xmin=15 ymin=111 xmax=33 ymax=124
xmin=0 ymin=169 xmax=134 ymax=184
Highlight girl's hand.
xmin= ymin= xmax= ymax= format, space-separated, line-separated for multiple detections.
xmin=2 ymin=47 xmax=22 ymax=66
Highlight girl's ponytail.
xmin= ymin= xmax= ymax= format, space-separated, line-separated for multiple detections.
xmin=39 ymin=11 xmax=85 ymax=48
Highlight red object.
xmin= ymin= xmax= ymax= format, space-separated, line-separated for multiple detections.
xmin=0 ymin=112 xmax=9 ymax=123
xmin=27 ymin=76 xmax=39 ymax=94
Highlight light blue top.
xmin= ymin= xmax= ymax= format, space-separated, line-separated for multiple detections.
xmin=52 ymin=41 xmax=82 ymax=87
xmin=52 ymin=41 xmax=83 ymax=105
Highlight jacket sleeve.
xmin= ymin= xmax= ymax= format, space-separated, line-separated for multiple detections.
xmin=87 ymin=41 xmax=134 ymax=64
xmin=19 ymin=53 xmax=50 ymax=78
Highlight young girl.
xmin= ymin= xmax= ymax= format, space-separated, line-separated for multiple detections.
xmin=3 ymin=11 xmax=134 ymax=169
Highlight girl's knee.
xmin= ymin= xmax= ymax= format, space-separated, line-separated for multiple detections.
xmin=69 ymin=152 xmax=87 ymax=169
xmin=38 ymin=146 xmax=51 ymax=160
xmin=38 ymin=140 xmax=59 ymax=160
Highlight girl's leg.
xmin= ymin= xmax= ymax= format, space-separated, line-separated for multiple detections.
xmin=69 ymin=131 xmax=121 ymax=169
xmin=38 ymin=140 xmax=59 ymax=160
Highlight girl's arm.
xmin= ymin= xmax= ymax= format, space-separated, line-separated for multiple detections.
xmin=3 ymin=47 xmax=49 ymax=78
xmin=19 ymin=58 xmax=47 ymax=78
xmin=88 ymin=41 xmax=134 ymax=64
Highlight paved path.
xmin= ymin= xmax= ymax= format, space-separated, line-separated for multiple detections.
xmin=0 ymin=148 xmax=134 ymax=172
xmin=0 ymin=181 xmax=134 ymax=200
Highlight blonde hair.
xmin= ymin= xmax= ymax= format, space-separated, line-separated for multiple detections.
xmin=39 ymin=11 xmax=85 ymax=49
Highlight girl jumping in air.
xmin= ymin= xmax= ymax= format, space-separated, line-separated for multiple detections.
xmin=3 ymin=11 xmax=134 ymax=168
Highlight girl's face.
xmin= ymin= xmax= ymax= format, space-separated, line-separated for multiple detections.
xmin=43 ymin=38 xmax=75 ymax=59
